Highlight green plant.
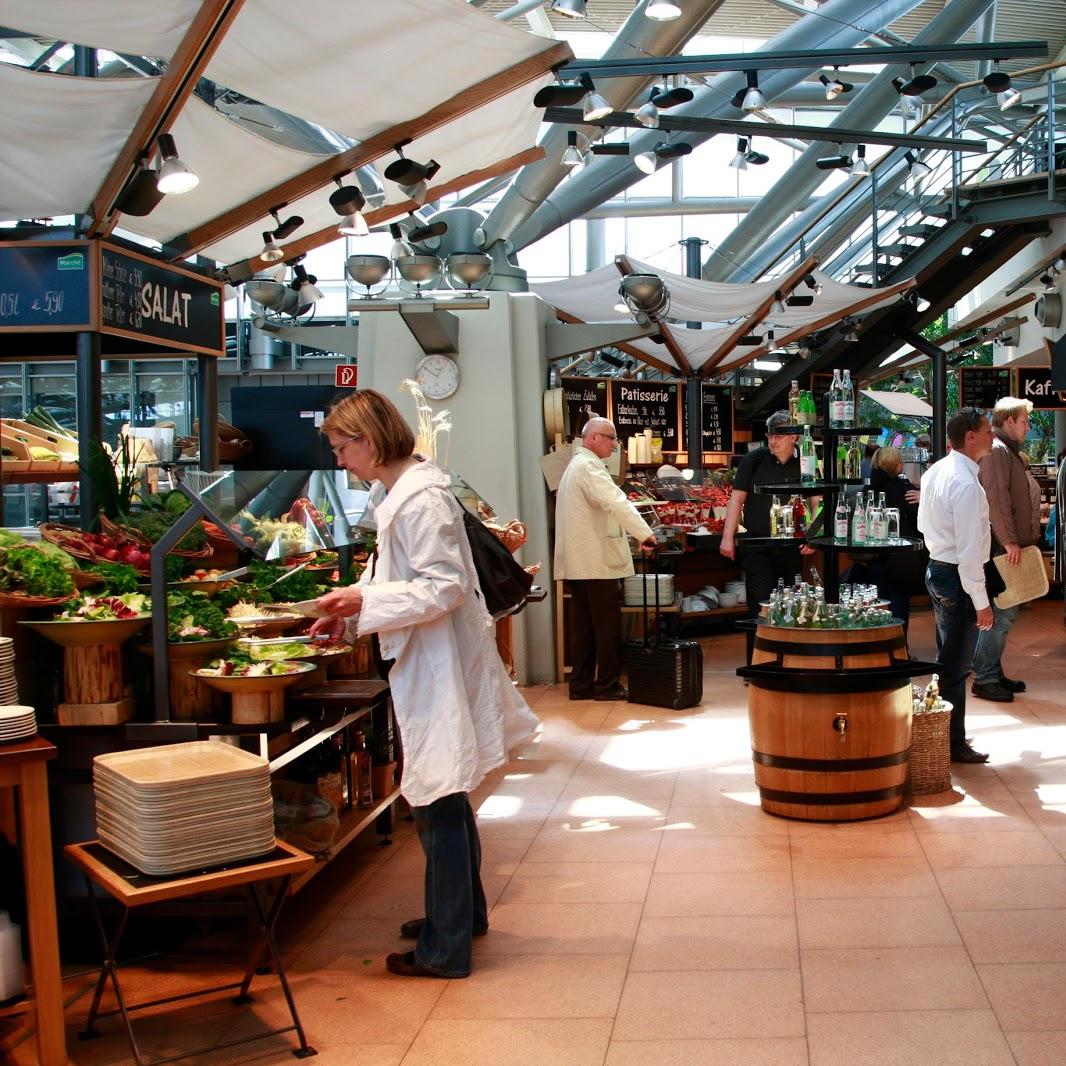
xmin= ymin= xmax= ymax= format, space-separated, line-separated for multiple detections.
xmin=362 ymin=724 xmax=394 ymax=766
xmin=81 ymin=437 xmax=138 ymax=523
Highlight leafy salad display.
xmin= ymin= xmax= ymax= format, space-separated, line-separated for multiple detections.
xmin=246 ymin=640 xmax=317 ymax=662
xmin=57 ymin=593 xmax=149 ymax=621
xmin=166 ymin=589 xmax=238 ymax=641
xmin=198 ymin=658 xmax=307 ymax=678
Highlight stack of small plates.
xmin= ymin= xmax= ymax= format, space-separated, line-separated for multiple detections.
xmin=93 ymin=741 xmax=275 ymax=876
xmin=0 ymin=706 xmax=36 ymax=745
xmin=0 ymin=638 xmax=16 ymax=706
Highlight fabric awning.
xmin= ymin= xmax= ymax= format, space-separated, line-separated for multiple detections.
xmin=861 ymin=389 xmax=933 ymax=417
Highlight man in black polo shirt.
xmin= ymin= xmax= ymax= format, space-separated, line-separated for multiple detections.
xmin=721 ymin=410 xmax=810 ymax=659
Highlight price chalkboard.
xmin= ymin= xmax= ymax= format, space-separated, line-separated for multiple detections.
xmin=701 ymin=384 xmax=734 ymax=453
xmin=0 ymin=242 xmax=92 ymax=330
xmin=612 ymin=381 xmax=680 ymax=451
xmin=1017 ymin=367 xmax=1066 ymax=409
xmin=958 ymin=366 xmax=1014 ymax=409
xmin=99 ymin=244 xmax=224 ymax=355
xmin=561 ymin=377 xmax=610 ymax=434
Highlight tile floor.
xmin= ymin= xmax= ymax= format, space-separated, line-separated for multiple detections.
xmin=9 ymin=601 xmax=1066 ymax=1065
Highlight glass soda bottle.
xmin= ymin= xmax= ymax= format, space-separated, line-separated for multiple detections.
xmin=842 ymin=369 xmax=855 ymax=427
xmin=770 ymin=495 xmax=781 ymax=537
xmin=788 ymin=379 xmax=800 ymax=424
xmin=834 ymin=496 xmax=849 ymax=541
xmin=792 ymin=494 xmax=807 ymax=537
xmin=800 ymin=426 xmax=817 ymax=484
xmin=851 ymin=492 xmax=867 ymax=545
xmin=829 ymin=368 xmax=844 ymax=428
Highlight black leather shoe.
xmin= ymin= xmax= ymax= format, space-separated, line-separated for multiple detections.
xmin=385 ymin=951 xmax=461 ymax=978
xmin=594 ymin=687 xmax=628 ymax=702
xmin=971 ymin=682 xmax=1014 ymax=703
xmin=999 ymin=675 xmax=1027 ymax=693
xmin=951 ymin=744 xmax=990 ymax=764
xmin=400 ymin=918 xmax=487 ymax=940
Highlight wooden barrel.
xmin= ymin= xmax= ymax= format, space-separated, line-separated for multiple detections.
xmin=748 ymin=623 xmax=912 ymax=821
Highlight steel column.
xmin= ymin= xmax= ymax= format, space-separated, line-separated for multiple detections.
xmin=196 ymin=355 xmax=219 ymax=470
xmin=76 ymin=331 xmax=102 ymax=530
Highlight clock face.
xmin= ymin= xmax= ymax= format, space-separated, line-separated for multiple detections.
xmin=415 ymin=354 xmax=460 ymax=400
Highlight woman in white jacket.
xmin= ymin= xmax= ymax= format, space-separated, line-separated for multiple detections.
xmin=312 ymin=389 xmax=538 ymax=978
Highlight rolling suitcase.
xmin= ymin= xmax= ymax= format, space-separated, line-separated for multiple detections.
xmin=625 ymin=552 xmax=703 ymax=710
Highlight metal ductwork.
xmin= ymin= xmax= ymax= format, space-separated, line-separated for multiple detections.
xmin=701 ymin=0 xmax=997 ymax=281
xmin=477 ymin=0 xmax=726 ymax=260
xmin=506 ymin=0 xmax=928 ymax=258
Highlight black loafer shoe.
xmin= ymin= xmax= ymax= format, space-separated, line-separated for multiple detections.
xmin=971 ymin=682 xmax=1014 ymax=703
xmin=594 ymin=687 xmax=628 ymax=702
xmin=400 ymin=918 xmax=487 ymax=940
xmin=385 ymin=951 xmax=459 ymax=978
xmin=951 ymin=744 xmax=990 ymax=764
xmin=999 ymin=675 xmax=1027 ymax=693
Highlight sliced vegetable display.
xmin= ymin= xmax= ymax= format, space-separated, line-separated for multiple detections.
xmin=57 ymin=593 xmax=149 ymax=621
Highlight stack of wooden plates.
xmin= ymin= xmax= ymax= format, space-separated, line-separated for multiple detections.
xmin=0 ymin=638 xmax=16 ymax=705
xmin=93 ymin=741 xmax=275 ymax=876
xmin=0 ymin=706 xmax=36 ymax=745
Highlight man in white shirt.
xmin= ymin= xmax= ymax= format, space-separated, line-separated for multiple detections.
xmin=555 ymin=418 xmax=657 ymax=701
xmin=917 ymin=408 xmax=996 ymax=764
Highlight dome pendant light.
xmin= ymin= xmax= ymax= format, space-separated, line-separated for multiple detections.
xmin=260 ymin=232 xmax=285 ymax=263
xmin=580 ymin=74 xmax=611 ymax=121
xmin=740 ymin=70 xmax=766 ymax=111
xmin=849 ymin=144 xmax=870 ymax=177
xmin=561 ymin=130 xmax=585 ymax=167
xmin=730 ymin=137 xmax=749 ymax=170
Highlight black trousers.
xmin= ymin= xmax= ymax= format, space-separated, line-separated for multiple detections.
xmin=742 ymin=545 xmax=802 ymax=663
xmin=567 ymin=578 xmax=623 ymax=697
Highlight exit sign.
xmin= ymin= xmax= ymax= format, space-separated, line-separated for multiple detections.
xmin=335 ymin=365 xmax=357 ymax=387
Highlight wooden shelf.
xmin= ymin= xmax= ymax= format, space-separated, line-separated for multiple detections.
xmin=290 ymin=787 xmax=401 ymax=893
xmin=1 ymin=469 xmax=79 ymax=485
xmin=678 ymin=605 xmax=747 ymax=619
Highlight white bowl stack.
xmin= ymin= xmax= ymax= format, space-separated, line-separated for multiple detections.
xmin=0 ymin=706 xmax=36 ymax=745
xmin=0 ymin=637 xmax=17 ymax=706
xmin=93 ymin=741 xmax=276 ymax=876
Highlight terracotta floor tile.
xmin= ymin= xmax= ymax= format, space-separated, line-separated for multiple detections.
xmin=478 ymin=902 xmax=642 ymax=955
xmin=806 ymin=1010 xmax=1015 ymax=1066
xmin=802 ymin=946 xmax=988 ymax=1012
xmin=629 ymin=914 xmax=799 ymax=971
xmin=919 ymin=829 xmax=1064 ymax=868
xmin=524 ymin=823 xmax=664 ymax=863
xmin=908 ymin=792 xmax=1039 ymax=833
xmin=792 ymin=856 xmax=939 ymax=898
xmin=654 ymin=833 xmax=791 ymax=873
xmin=400 ymin=1019 xmax=612 ymax=1066
xmin=955 ymin=908 xmax=1066 ymax=963
xmin=1005 ymin=1030 xmax=1066 ymax=1065
xmin=660 ymin=802 xmax=789 ymax=836
xmin=644 ymin=870 xmax=794 ymax=917
xmin=977 ymin=962 xmax=1066 ymax=1029
xmin=936 ymin=866 xmax=1066 ymax=910
xmin=787 ymin=825 xmax=924 ymax=859
xmin=430 ymin=954 xmax=628 ymax=1019
xmin=611 ymin=969 xmax=805 ymax=1040
xmin=499 ymin=861 xmax=653 ymax=904
xmin=604 ymin=1037 xmax=809 ymax=1066
xmin=796 ymin=896 xmax=961 ymax=949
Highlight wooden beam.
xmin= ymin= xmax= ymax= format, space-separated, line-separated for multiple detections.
xmin=88 ymin=0 xmax=246 ymax=237
xmin=229 ymin=147 xmax=544 ymax=276
xmin=699 ymin=255 xmax=818 ymax=377
xmin=553 ymin=309 xmax=679 ymax=377
xmin=939 ymin=292 xmax=1036 ymax=344
xmin=614 ymin=255 xmax=691 ymax=376
xmin=167 ymin=40 xmax=573 ymax=259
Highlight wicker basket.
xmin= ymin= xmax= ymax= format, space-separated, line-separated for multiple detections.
xmin=0 ymin=591 xmax=75 ymax=609
xmin=485 ymin=519 xmax=528 ymax=554
xmin=99 ymin=514 xmax=214 ymax=562
xmin=907 ymin=700 xmax=953 ymax=795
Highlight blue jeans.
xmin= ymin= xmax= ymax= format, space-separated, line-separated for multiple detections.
xmin=411 ymin=792 xmax=487 ymax=977
xmin=925 ymin=561 xmax=978 ymax=751
xmin=972 ymin=602 xmax=1020 ymax=685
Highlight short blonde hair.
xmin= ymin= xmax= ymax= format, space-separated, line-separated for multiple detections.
xmin=872 ymin=446 xmax=902 ymax=474
xmin=991 ymin=396 xmax=1033 ymax=427
xmin=321 ymin=389 xmax=415 ymax=465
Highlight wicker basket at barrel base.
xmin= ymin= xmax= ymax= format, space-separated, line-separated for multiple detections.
xmin=907 ymin=700 xmax=953 ymax=795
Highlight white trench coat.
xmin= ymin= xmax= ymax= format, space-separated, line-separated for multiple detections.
xmin=347 ymin=460 xmax=539 ymax=809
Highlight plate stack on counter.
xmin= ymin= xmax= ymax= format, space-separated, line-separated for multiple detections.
xmin=623 ymin=572 xmax=675 ymax=607
xmin=0 ymin=706 xmax=36 ymax=745
xmin=93 ymin=741 xmax=276 ymax=875
xmin=0 ymin=638 xmax=16 ymax=706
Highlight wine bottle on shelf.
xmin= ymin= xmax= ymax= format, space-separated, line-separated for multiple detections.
xmin=836 ymin=438 xmax=848 ymax=478
xmin=829 ymin=368 xmax=844 ymax=428
xmin=788 ymin=379 xmax=800 ymax=424
xmin=800 ymin=426 xmax=817 ymax=485
xmin=770 ymin=495 xmax=781 ymax=537
xmin=350 ymin=730 xmax=373 ymax=809
xmin=792 ymin=494 xmax=807 ymax=537
xmin=847 ymin=436 xmax=862 ymax=480
xmin=842 ymin=369 xmax=855 ymax=427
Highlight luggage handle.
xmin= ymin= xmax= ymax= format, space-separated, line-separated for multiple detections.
xmin=640 ymin=544 xmax=661 ymax=650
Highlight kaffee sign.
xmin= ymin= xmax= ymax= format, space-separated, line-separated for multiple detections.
xmin=1017 ymin=367 xmax=1066 ymax=409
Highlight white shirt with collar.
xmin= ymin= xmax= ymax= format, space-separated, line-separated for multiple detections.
xmin=917 ymin=448 xmax=991 ymax=611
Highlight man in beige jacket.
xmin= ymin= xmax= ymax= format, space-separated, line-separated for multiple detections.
xmin=972 ymin=397 xmax=1040 ymax=703
xmin=555 ymin=417 xmax=657 ymax=701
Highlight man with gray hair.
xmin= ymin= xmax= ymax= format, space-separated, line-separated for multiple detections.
xmin=972 ymin=397 xmax=1040 ymax=703
xmin=555 ymin=417 xmax=657 ymax=701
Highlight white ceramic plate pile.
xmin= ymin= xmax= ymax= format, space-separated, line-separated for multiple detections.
xmin=0 ymin=638 xmax=16 ymax=705
xmin=623 ymin=574 xmax=674 ymax=607
xmin=0 ymin=706 xmax=36 ymax=745
xmin=93 ymin=741 xmax=275 ymax=876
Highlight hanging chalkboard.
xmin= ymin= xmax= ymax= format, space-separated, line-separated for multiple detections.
xmin=701 ymin=384 xmax=734 ymax=453
xmin=612 ymin=381 xmax=681 ymax=451
xmin=958 ymin=366 xmax=1014 ymax=409
xmin=0 ymin=242 xmax=93 ymax=330
xmin=99 ymin=244 xmax=224 ymax=355
xmin=561 ymin=377 xmax=610 ymax=433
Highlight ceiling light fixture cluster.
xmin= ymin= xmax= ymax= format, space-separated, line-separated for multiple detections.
xmin=114 ymin=132 xmax=199 ymax=217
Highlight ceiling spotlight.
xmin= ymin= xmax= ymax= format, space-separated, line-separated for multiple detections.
xmin=533 ymin=79 xmax=589 ymax=108
xmin=330 ymin=180 xmax=368 ymax=236
xmin=291 ymin=264 xmax=323 ymax=305
xmin=580 ymin=73 xmax=612 ymax=121
xmin=892 ymin=80 xmax=918 ymax=116
xmin=634 ymin=149 xmax=658 ymax=174
xmin=819 ymin=68 xmax=853 ymax=101
xmin=738 ymin=334 xmax=763 ymax=346
xmin=787 ymin=294 xmax=814 ymax=307
xmin=384 ymin=145 xmax=441 ymax=190
xmin=843 ymin=321 xmax=859 ymax=343
xmin=804 ymin=273 xmax=822 ymax=294
xmin=115 ymin=155 xmax=166 ymax=216
xmin=816 ymin=150 xmax=853 ymax=171
xmin=338 ymin=212 xmax=369 ymax=237
xmin=634 ymin=94 xmax=661 ymax=129
xmin=904 ymin=150 xmax=932 ymax=181
xmin=633 ymin=140 xmax=690 ymax=174
xmin=896 ymin=65 xmax=937 ymax=97
xmin=740 ymin=70 xmax=766 ymax=111
xmin=1041 ymin=272 xmax=1054 ymax=287
xmin=260 ymin=232 xmax=285 ymax=262
xmin=745 ymin=139 xmax=769 ymax=166
xmin=998 ymin=87 xmax=1022 ymax=110
xmin=407 ymin=219 xmax=448 ymax=244
xmin=983 ymin=62 xmax=1011 ymax=94
xmin=389 ymin=222 xmax=413 ymax=261
xmin=550 ymin=0 xmax=587 ymax=18
xmin=590 ymin=143 xmax=630 ymax=156
xmin=155 ymin=133 xmax=199 ymax=195
xmin=562 ymin=130 xmax=585 ymax=167
xmin=269 ymin=207 xmax=303 ymax=240
xmin=645 ymin=0 xmax=682 ymax=19
xmin=651 ymin=84 xmax=694 ymax=109
xmin=730 ymin=137 xmax=749 ymax=170
xmin=850 ymin=144 xmax=870 ymax=177
xmin=916 ymin=295 xmax=930 ymax=312
xmin=771 ymin=291 xmax=786 ymax=314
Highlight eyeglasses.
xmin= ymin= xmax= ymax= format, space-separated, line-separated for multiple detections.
xmin=965 ymin=407 xmax=985 ymax=430
xmin=593 ymin=431 xmax=618 ymax=441
xmin=331 ymin=433 xmax=364 ymax=458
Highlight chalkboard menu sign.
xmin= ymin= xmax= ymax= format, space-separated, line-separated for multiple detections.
xmin=561 ymin=377 xmax=610 ymax=434
xmin=701 ymin=384 xmax=734 ymax=453
xmin=99 ymin=244 xmax=223 ymax=355
xmin=958 ymin=366 xmax=1014 ymax=409
xmin=612 ymin=381 xmax=680 ymax=451
xmin=1017 ymin=367 xmax=1066 ymax=409
xmin=0 ymin=241 xmax=93 ymax=330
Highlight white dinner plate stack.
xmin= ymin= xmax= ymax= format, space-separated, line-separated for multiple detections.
xmin=623 ymin=573 xmax=675 ymax=607
xmin=93 ymin=741 xmax=275 ymax=876
xmin=0 ymin=638 xmax=17 ymax=706
xmin=0 ymin=706 xmax=37 ymax=745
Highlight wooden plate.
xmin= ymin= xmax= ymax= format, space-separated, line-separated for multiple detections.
xmin=192 ymin=661 xmax=316 ymax=694
xmin=21 ymin=615 xmax=151 ymax=647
